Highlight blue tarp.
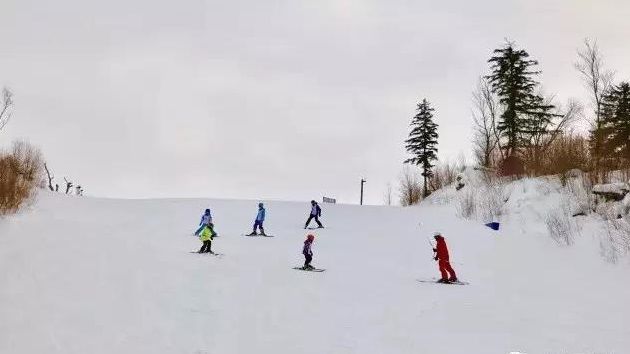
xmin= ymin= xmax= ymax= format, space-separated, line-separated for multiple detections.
xmin=485 ymin=222 xmax=500 ymax=231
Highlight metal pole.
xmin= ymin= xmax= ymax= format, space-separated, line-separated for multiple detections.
xmin=360 ymin=178 xmax=366 ymax=205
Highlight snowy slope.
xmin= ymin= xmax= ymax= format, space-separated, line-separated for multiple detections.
xmin=1 ymin=192 xmax=629 ymax=354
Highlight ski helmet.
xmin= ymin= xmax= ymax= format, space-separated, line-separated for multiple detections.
xmin=258 ymin=202 xmax=264 ymax=208
xmin=433 ymin=231 xmax=442 ymax=238
xmin=307 ymin=234 xmax=315 ymax=241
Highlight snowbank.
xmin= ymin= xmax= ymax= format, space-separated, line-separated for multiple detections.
xmin=426 ymin=168 xmax=630 ymax=257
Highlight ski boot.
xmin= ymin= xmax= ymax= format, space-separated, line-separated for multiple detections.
xmin=247 ymin=231 xmax=257 ymax=236
xmin=437 ymin=278 xmax=450 ymax=283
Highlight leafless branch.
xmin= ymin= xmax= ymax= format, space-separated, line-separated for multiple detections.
xmin=0 ymin=88 xmax=14 ymax=131
xmin=472 ymin=77 xmax=503 ymax=167
xmin=63 ymin=177 xmax=73 ymax=194
xmin=574 ymin=38 xmax=614 ymax=170
xmin=44 ymin=163 xmax=55 ymax=191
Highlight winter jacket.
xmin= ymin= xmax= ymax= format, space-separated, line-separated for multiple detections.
xmin=434 ymin=236 xmax=450 ymax=261
xmin=302 ymin=240 xmax=313 ymax=256
xmin=200 ymin=225 xmax=214 ymax=242
xmin=256 ymin=207 xmax=266 ymax=221
xmin=310 ymin=204 xmax=321 ymax=217
xmin=199 ymin=212 xmax=213 ymax=226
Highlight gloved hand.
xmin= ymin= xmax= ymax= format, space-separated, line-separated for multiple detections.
xmin=433 ymin=248 xmax=437 ymax=252
xmin=434 ymin=256 xmax=438 ymax=261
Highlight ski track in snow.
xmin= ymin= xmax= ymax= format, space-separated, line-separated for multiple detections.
xmin=0 ymin=192 xmax=629 ymax=354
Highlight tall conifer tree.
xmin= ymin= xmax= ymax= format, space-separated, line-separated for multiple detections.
xmin=486 ymin=42 xmax=557 ymax=157
xmin=404 ymin=99 xmax=439 ymax=197
xmin=600 ymin=82 xmax=630 ymax=161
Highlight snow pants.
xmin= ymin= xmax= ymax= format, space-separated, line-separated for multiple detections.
xmin=199 ymin=240 xmax=212 ymax=253
xmin=438 ymin=259 xmax=457 ymax=280
xmin=305 ymin=214 xmax=323 ymax=228
xmin=253 ymin=220 xmax=264 ymax=233
xmin=304 ymin=254 xmax=313 ymax=267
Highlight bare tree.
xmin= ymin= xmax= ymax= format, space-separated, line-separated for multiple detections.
xmin=575 ymin=39 xmax=614 ymax=174
xmin=383 ymin=182 xmax=393 ymax=206
xmin=63 ymin=177 xmax=73 ymax=194
xmin=398 ymin=166 xmax=422 ymax=206
xmin=521 ymin=98 xmax=582 ymax=174
xmin=428 ymin=161 xmax=459 ymax=192
xmin=10 ymin=141 xmax=43 ymax=182
xmin=0 ymin=88 xmax=14 ymax=131
xmin=472 ymin=77 xmax=503 ymax=167
xmin=43 ymin=163 xmax=55 ymax=191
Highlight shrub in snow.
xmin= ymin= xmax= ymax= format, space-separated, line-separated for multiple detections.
xmin=477 ymin=182 xmax=506 ymax=223
xmin=0 ymin=141 xmax=43 ymax=215
xmin=457 ymin=191 xmax=476 ymax=218
xmin=564 ymin=176 xmax=593 ymax=216
xmin=545 ymin=199 xmax=579 ymax=246
xmin=453 ymin=174 xmax=506 ymax=222
xmin=600 ymin=219 xmax=630 ymax=263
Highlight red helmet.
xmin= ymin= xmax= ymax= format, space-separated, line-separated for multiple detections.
xmin=307 ymin=234 xmax=315 ymax=241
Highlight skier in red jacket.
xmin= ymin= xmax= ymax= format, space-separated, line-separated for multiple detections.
xmin=433 ymin=232 xmax=458 ymax=283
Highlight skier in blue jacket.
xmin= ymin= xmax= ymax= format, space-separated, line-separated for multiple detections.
xmin=304 ymin=200 xmax=323 ymax=229
xmin=248 ymin=203 xmax=266 ymax=236
xmin=194 ymin=208 xmax=213 ymax=236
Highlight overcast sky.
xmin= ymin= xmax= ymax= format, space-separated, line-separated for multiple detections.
xmin=1 ymin=0 xmax=629 ymax=204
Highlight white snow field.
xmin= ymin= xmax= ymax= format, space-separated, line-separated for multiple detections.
xmin=1 ymin=191 xmax=629 ymax=354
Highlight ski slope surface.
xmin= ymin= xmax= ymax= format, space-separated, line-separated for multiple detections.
xmin=1 ymin=192 xmax=628 ymax=354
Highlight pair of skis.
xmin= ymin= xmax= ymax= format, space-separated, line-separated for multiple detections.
xmin=292 ymin=266 xmax=325 ymax=272
xmin=189 ymin=251 xmax=225 ymax=257
xmin=416 ymin=278 xmax=469 ymax=285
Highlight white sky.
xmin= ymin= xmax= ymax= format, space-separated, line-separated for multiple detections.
xmin=1 ymin=0 xmax=629 ymax=204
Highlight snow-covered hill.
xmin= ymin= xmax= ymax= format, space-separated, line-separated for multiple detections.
xmin=1 ymin=191 xmax=628 ymax=354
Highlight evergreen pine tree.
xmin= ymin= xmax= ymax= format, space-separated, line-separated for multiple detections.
xmin=486 ymin=42 xmax=557 ymax=158
xmin=600 ymin=82 xmax=630 ymax=162
xmin=404 ymin=99 xmax=439 ymax=197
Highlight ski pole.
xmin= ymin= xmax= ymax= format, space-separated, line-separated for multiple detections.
xmin=426 ymin=236 xmax=436 ymax=261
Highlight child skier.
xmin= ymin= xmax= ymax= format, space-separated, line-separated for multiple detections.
xmin=248 ymin=203 xmax=266 ymax=236
xmin=433 ymin=232 xmax=458 ymax=283
xmin=304 ymin=200 xmax=323 ymax=229
xmin=302 ymin=234 xmax=315 ymax=270
xmin=198 ymin=223 xmax=216 ymax=253
xmin=194 ymin=208 xmax=213 ymax=236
